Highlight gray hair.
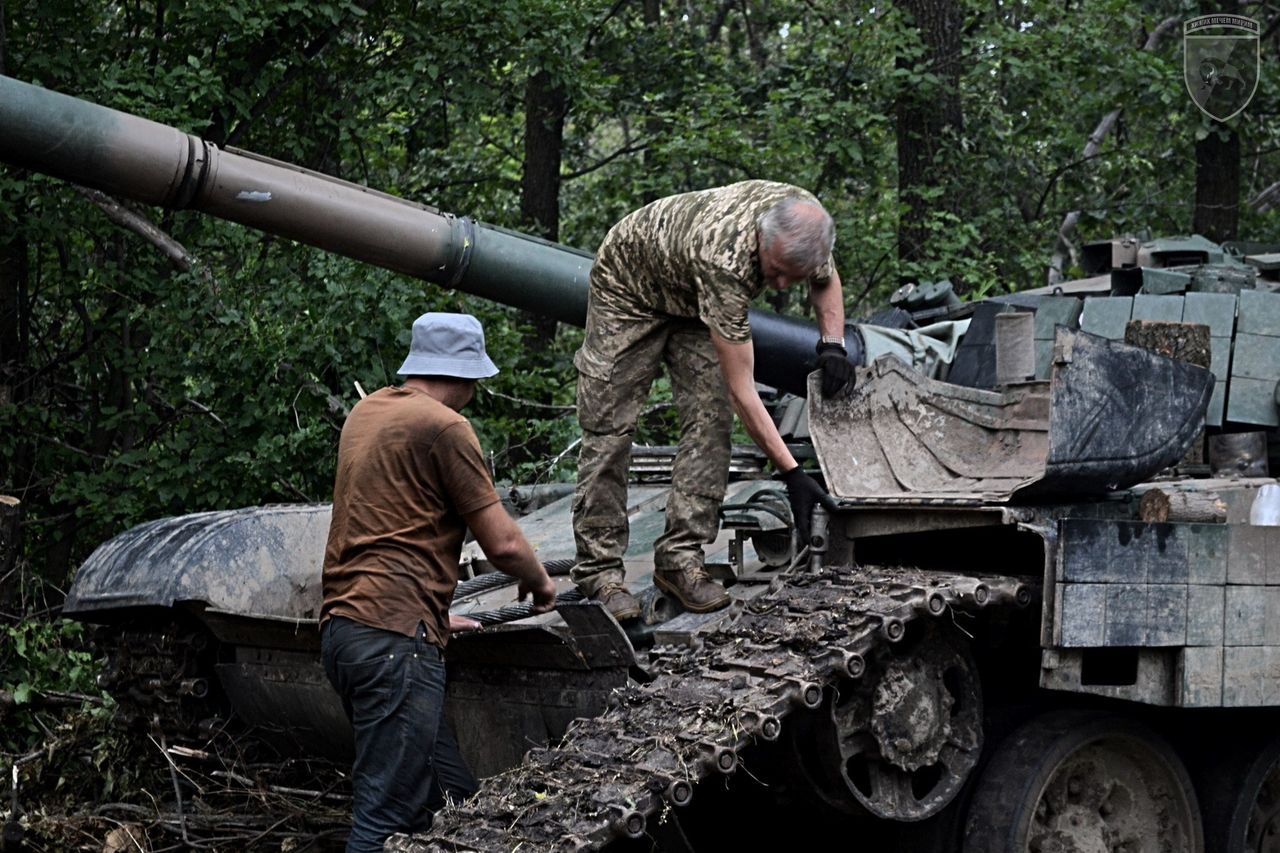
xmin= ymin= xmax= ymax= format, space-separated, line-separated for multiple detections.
xmin=757 ymin=197 xmax=835 ymax=272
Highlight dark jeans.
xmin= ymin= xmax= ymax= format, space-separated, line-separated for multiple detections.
xmin=321 ymin=616 xmax=478 ymax=853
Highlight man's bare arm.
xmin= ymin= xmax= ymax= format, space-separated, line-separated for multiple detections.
xmin=810 ymin=267 xmax=846 ymax=340
xmin=463 ymin=501 xmax=556 ymax=613
xmin=710 ymin=332 xmax=798 ymax=473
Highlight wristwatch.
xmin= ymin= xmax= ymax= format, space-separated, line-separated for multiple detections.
xmin=818 ymin=335 xmax=846 ymax=351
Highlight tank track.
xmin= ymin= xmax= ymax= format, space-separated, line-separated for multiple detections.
xmin=94 ymin=621 xmax=223 ymax=737
xmin=395 ymin=565 xmax=1034 ymax=852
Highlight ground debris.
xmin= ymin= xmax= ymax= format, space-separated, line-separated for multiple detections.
xmin=5 ymin=709 xmax=351 ymax=852
xmin=100 ymin=822 xmax=147 ymax=852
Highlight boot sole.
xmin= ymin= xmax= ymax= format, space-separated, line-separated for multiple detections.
xmin=652 ymin=573 xmax=730 ymax=613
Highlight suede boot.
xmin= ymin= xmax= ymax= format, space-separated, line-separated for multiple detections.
xmin=590 ymin=582 xmax=641 ymax=621
xmin=653 ymin=566 xmax=730 ymax=613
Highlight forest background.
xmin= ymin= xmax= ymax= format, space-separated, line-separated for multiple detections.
xmin=0 ymin=0 xmax=1278 ymax=788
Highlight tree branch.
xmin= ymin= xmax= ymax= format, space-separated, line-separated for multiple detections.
xmin=210 ymin=0 xmax=378 ymax=146
xmin=1251 ymin=178 xmax=1280 ymax=213
xmin=1046 ymin=15 xmax=1179 ymax=285
xmin=562 ymin=140 xmax=649 ymax=180
xmin=584 ymin=0 xmax=631 ymax=49
xmin=73 ymin=187 xmax=195 ymax=272
xmin=480 ymin=385 xmax=576 ymax=412
xmin=1030 ymin=150 xmax=1105 ymax=221
xmin=1141 ymin=15 xmax=1181 ymax=51
xmin=736 ymin=0 xmax=768 ymax=68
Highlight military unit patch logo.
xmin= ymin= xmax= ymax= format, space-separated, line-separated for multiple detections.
xmin=1185 ymin=14 xmax=1260 ymax=122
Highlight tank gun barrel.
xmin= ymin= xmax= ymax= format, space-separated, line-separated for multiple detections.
xmin=0 ymin=74 xmax=591 ymax=324
xmin=0 ymin=75 xmax=825 ymax=392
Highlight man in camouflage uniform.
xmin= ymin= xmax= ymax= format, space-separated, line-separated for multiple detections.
xmin=572 ymin=180 xmax=854 ymax=619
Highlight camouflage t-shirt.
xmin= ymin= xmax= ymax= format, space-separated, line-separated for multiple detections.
xmin=590 ymin=180 xmax=834 ymax=343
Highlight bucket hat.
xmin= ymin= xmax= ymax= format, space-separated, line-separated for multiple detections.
xmin=396 ymin=312 xmax=498 ymax=379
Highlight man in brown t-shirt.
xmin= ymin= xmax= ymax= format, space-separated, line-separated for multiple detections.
xmin=321 ymin=312 xmax=555 ymax=853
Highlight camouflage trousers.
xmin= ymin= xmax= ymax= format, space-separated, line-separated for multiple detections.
xmin=571 ymin=297 xmax=734 ymax=595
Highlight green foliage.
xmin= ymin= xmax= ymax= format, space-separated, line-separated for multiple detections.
xmin=469 ymin=318 xmax=584 ymax=484
xmin=2 ymin=620 xmax=97 ymax=698
xmin=3 ymin=0 xmax=1280 ymax=590
xmin=1 ymin=619 xmax=105 ymax=743
xmin=6 ymin=0 xmax=1277 ymax=832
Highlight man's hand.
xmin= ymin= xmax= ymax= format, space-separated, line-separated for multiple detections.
xmin=518 ymin=571 xmax=557 ymax=615
xmin=782 ymin=466 xmax=837 ymax=546
xmin=816 ymin=342 xmax=855 ymax=397
xmin=449 ymin=614 xmax=483 ymax=633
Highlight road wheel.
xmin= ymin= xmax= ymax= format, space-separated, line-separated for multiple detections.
xmin=962 ymin=710 xmax=1203 ymax=853
xmin=1198 ymin=733 xmax=1280 ymax=852
xmin=813 ymin=622 xmax=984 ymax=821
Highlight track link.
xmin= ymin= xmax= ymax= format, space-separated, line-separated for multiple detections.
xmin=95 ymin=621 xmax=222 ymax=736
xmin=392 ymin=566 xmax=1034 ymax=852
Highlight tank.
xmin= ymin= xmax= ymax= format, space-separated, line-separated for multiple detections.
xmin=6 ymin=75 xmax=1280 ymax=852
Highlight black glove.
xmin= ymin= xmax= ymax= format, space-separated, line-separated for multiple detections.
xmin=782 ymin=466 xmax=836 ymax=547
xmin=816 ymin=342 xmax=856 ymax=398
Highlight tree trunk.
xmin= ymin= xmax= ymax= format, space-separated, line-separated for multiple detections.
xmin=1192 ymin=0 xmax=1241 ymax=243
xmin=0 ymin=229 xmax=31 ymax=603
xmin=1139 ymin=488 xmax=1227 ymax=523
xmin=1193 ymin=127 xmax=1240 ymax=242
xmin=0 ymin=230 xmax=24 ymax=410
xmin=518 ymin=67 xmax=567 ymax=346
xmin=894 ymin=0 xmax=963 ymax=284
xmin=0 ymin=0 xmax=28 ymax=595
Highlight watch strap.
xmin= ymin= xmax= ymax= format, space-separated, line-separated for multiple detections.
xmin=818 ymin=335 xmax=846 ymax=351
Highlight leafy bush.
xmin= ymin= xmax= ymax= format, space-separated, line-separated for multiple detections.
xmin=1 ymin=618 xmax=107 ymax=750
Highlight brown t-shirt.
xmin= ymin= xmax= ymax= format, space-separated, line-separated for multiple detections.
xmin=320 ymin=386 xmax=499 ymax=647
